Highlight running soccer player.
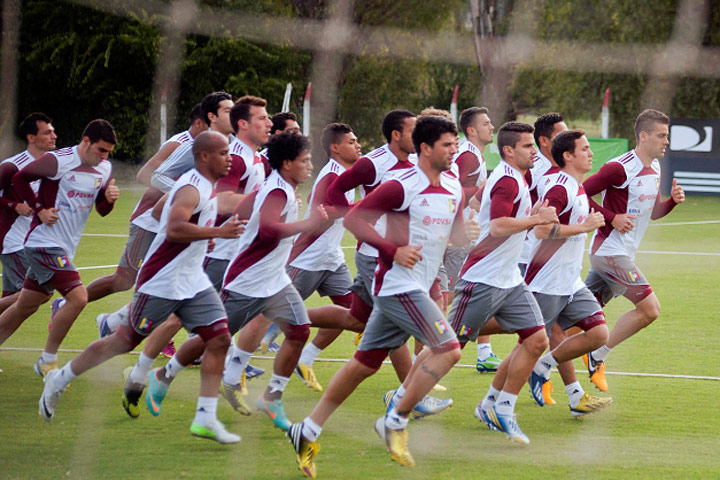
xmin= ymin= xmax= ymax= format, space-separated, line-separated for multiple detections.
xmin=0 ymin=113 xmax=57 ymax=313
xmin=0 ymin=119 xmax=119 ymax=377
xmin=524 ymin=129 xmax=612 ymax=417
xmin=287 ymin=115 xmax=474 ymax=477
xmin=581 ymin=109 xmax=685 ymax=392
xmin=447 ymin=121 xmax=557 ymax=444
xmin=39 ymin=131 xmax=245 ymax=445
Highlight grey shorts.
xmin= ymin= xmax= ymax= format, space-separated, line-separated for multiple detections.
xmin=221 ymin=283 xmax=310 ymax=335
xmin=287 ymin=264 xmax=352 ymax=300
xmin=584 ymin=254 xmax=652 ymax=306
xmin=23 ymin=246 xmax=82 ymax=295
xmin=534 ymin=287 xmax=604 ymax=334
xmin=436 ymin=262 xmax=449 ymax=292
xmin=203 ymin=257 xmax=229 ymax=293
xmin=349 ymin=251 xmax=377 ymax=307
xmin=129 ymin=287 xmax=227 ymax=336
xmin=448 ymin=279 xmax=544 ymax=342
xmin=0 ymin=250 xmax=28 ymax=294
xmin=117 ymin=224 xmax=156 ymax=279
xmin=444 ymin=243 xmax=472 ymax=288
xmin=358 ymin=290 xmax=457 ymax=352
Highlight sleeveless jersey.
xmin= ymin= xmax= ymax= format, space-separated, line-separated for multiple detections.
xmin=0 ymin=150 xmax=39 ymax=254
xmin=452 ymin=140 xmax=487 ymax=218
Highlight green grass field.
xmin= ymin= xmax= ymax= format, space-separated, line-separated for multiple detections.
xmin=1 ymin=186 xmax=719 ymax=479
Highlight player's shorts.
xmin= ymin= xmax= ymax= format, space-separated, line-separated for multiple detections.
xmin=534 ymin=287 xmax=605 ymax=335
xmin=287 ymin=263 xmax=352 ymax=300
xmin=584 ymin=254 xmax=652 ymax=306
xmin=221 ymin=283 xmax=310 ymax=335
xmin=117 ymin=224 xmax=156 ymax=281
xmin=435 ymin=262 xmax=449 ymax=293
xmin=203 ymin=257 xmax=229 ymax=293
xmin=448 ymin=279 xmax=544 ymax=342
xmin=129 ymin=287 xmax=227 ymax=336
xmin=349 ymin=251 xmax=377 ymax=307
xmin=358 ymin=290 xmax=457 ymax=352
xmin=0 ymin=250 xmax=28 ymax=295
xmin=22 ymin=246 xmax=82 ymax=296
xmin=444 ymin=243 xmax=472 ymax=289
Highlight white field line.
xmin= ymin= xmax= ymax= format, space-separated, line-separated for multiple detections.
xmin=649 ymin=219 xmax=720 ymax=226
xmin=0 ymin=263 xmax=118 ymax=277
xmin=636 ymin=250 xmax=720 ymax=256
xmin=1 ymin=347 xmax=718 ymax=381
xmin=82 ymin=233 xmax=129 ymax=237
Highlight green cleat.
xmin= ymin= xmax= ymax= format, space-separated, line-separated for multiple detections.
xmin=122 ymin=366 xmax=146 ymax=419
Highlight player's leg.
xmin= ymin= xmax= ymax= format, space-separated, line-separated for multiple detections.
xmin=44 ymin=284 xmax=87 ymax=356
xmin=0 ymin=251 xmax=27 ymax=314
xmin=0 ymin=287 xmax=52 ymax=346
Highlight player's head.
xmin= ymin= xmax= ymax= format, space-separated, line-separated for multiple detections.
xmin=230 ymin=95 xmax=272 ymax=147
xmin=419 ymin=107 xmax=452 ymax=119
xmin=266 ymin=131 xmax=313 ymax=185
xmin=412 ymin=115 xmax=458 ymax=172
xmin=634 ymin=109 xmax=670 ymax=159
xmin=460 ymin=107 xmax=493 ymax=146
xmin=382 ymin=110 xmax=416 ymax=154
xmin=79 ymin=119 xmax=117 ymax=166
xmin=271 ymin=112 xmax=300 ymax=135
xmin=201 ymin=91 xmax=233 ymax=134
xmin=19 ymin=112 xmax=57 ymax=152
xmin=534 ymin=112 xmax=567 ymax=160
xmin=322 ymin=123 xmax=361 ymax=166
xmin=192 ymin=130 xmax=231 ymax=180
xmin=497 ymin=121 xmax=536 ymax=170
xmin=552 ymin=129 xmax=593 ymax=172
xmin=188 ymin=103 xmax=208 ymax=137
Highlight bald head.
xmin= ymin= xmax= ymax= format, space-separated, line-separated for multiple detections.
xmin=192 ymin=130 xmax=228 ymax=161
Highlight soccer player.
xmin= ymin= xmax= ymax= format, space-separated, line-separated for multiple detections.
xmin=524 ymin=129 xmax=613 ymax=417
xmin=447 ymin=121 xmax=557 ymax=444
xmin=0 ymin=119 xmax=119 ymax=377
xmin=0 ymin=113 xmax=57 ymax=313
xmin=39 ymin=131 xmax=245 ymax=445
xmin=581 ymin=109 xmax=685 ymax=392
xmin=287 ymin=115 xmax=473 ymax=477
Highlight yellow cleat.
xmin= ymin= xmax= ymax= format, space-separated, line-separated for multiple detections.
xmin=219 ymin=380 xmax=251 ymax=416
xmin=542 ymin=379 xmax=556 ymax=405
xmin=582 ymin=353 xmax=608 ymax=392
xmin=570 ymin=392 xmax=613 ymax=418
xmin=432 ymin=383 xmax=447 ymax=392
xmin=34 ymin=358 xmax=57 ymax=379
xmin=354 ymin=332 xmax=363 ymax=347
xmin=239 ymin=370 xmax=248 ymax=396
xmin=295 ymin=363 xmax=323 ymax=392
xmin=288 ymin=423 xmax=320 ymax=478
xmin=374 ymin=417 xmax=415 ymax=467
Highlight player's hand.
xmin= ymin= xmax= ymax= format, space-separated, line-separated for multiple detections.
xmin=534 ymin=200 xmax=558 ymax=225
xmin=38 ymin=207 xmax=60 ymax=225
xmin=14 ymin=202 xmax=33 ymax=216
xmin=217 ymin=215 xmax=247 ymax=238
xmin=671 ymin=178 xmax=685 ymax=203
xmin=468 ymin=194 xmax=481 ymax=212
xmin=464 ymin=210 xmax=481 ymax=241
xmin=611 ymin=213 xmax=636 ymax=234
xmin=583 ymin=208 xmax=605 ymax=232
xmin=206 ymin=238 xmax=215 ymax=253
xmin=309 ymin=204 xmax=330 ymax=226
xmin=104 ymin=178 xmax=119 ymax=203
xmin=394 ymin=245 xmax=423 ymax=268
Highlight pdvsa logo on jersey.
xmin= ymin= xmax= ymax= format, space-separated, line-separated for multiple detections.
xmin=67 ymin=190 xmax=93 ymax=199
xmin=670 ymin=125 xmax=713 ymax=152
xmin=423 ymin=216 xmax=451 ymax=226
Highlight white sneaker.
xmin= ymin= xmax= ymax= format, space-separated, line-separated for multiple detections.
xmin=190 ymin=419 xmax=241 ymax=444
xmin=39 ymin=369 xmax=64 ymax=421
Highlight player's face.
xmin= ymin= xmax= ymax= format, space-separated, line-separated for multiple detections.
xmin=247 ymin=106 xmax=273 ymax=146
xmin=31 ymin=121 xmax=57 ymax=151
xmin=282 ymin=120 xmax=301 ymax=134
xmin=397 ymin=117 xmax=417 ymax=154
xmin=284 ymin=149 xmax=313 ymax=186
xmin=81 ymin=139 xmax=115 ymax=166
xmin=645 ymin=122 xmax=670 ymax=159
xmin=333 ymin=132 xmax=361 ymax=164
xmin=569 ymin=135 xmax=593 ymax=173
xmin=211 ymin=99 xmax=234 ymax=136
xmin=206 ymin=144 xmax=232 ymax=179
xmin=426 ymin=132 xmax=458 ymax=172
xmin=474 ymin=113 xmax=494 ymax=145
xmin=507 ymin=132 xmax=537 ymax=171
xmin=550 ymin=121 xmax=568 ymax=140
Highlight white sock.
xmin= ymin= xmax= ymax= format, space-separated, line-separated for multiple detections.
xmin=130 ymin=353 xmax=154 ymax=384
xmin=40 ymin=351 xmax=58 ymax=364
xmin=592 ymin=345 xmax=612 ymax=362
xmin=107 ymin=304 xmax=129 ymax=332
xmin=56 ymin=299 xmax=67 ymax=310
xmin=54 ymin=362 xmax=77 ymax=390
xmin=301 ymin=417 xmax=322 ymax=442
xmin=477 ymin=343 xmax=493 ymax=360
xmin=565 ymin=381 xmax=585 ymax=407
xmin=494 ymin=391 xmax=518 ymax=416
xmin=268 ymin=374 xmax=290 ymax=393
xmin=480 ymin=385 xmax=501 ymax=411
xmin=534 ymin=353 xmax=558 ymax=379
xmin=164 ymin=355 xmax=185 ymax=379
xmin=223 ymin=347 xmax=253 ymax=385
xmin=385 ymin=408 xmax=409 ymax=430
xmin=193 ymin=396 xmax=217 ymax=426
xmin=395 ymin=384 xmax=406 ymax=399
xmin=298 ymin=343 xmax=323 ymax=367
xmin=412 ymin=353 xmax=417 ymax=363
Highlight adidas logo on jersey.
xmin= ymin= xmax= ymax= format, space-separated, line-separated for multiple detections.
xmin=68 ymin=175 xmax=76 ymax=182
xmin=420 ymin=198 xmax=430 ymax=207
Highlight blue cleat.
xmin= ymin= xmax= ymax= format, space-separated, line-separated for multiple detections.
xmin=256 ymin=395 xmax=292 ymax=431
xmin=528 ymin=371 xmax=547 ymax=407
xmin=487 ymin=406 xmax=530 ymax=444
xmin=146 ymin=368 xmax=170 ymax=417
xmin=473 ymin=404 xmax=500 ymax=431
xmin=95 ymin=313 xmax=113 ymax=338
xmin=245 ymin=364 xmax=265 ymax=380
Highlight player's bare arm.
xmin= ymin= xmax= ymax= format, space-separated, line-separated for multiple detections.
xmin=489 ymin=200 xmax=558 ymax=238
xmin=166 ymin=185 xmax=244 ymax=242
xmin=136 ymin=141 xmax=181 ymax=187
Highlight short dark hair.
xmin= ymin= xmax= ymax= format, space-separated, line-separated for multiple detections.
xmin=321 ymin=123 xmax=353 ymax=157
xmin=266 ymin=131 xmax=311 ymax=171
xmin=533 ymin=112 xmax=564 ymax=146
xmin=229 ymin=96 xmax=267 ymax=134
xmin=412 ymin=115 xmax=458 ymax=154
xmin=381 ymin=110 xmax=415 ymax=144
xmin=271 ymin=112 xmax=299 ymax=134
xmin=497 ymin=122 xmax=534 ymax=160
xmin=189 ymin=103 xmax=203 ymax=123
xmin=19 ymin=112 xmax=52 ymax=142
xmin=634 ymin=109 xmax=669 ymax=140
xmin=551 ymin=129 xmax=586 ymax=168
xmin=459 ymin=107 xmax=489 ymax=137
xmin=200 ymin=91 xmax=232 ymax=126
xmin=82 ymin=119 xmax=117 ymax=145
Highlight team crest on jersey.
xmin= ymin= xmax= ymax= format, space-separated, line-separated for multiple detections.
xmin=449 ymin=198 xmax=457 ymax=213
xmin=56 ymin=255 xmax=69 ymax=268
xmin=94 ymin=178 xmax=102 ymax=189
xmin=654 ymin=178 xmax=660 ymax=190
xmin=434 ymin=320 xmax=448 ymax=335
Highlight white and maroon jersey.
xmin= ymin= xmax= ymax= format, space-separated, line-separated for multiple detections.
xmin=223 ymin=170 xmax=299 ymax=297
xmin=206 ymin=137 xmax=266 ymax=262
xmin=527 ymin=151 xmax=554 ymax=201
xmin=586 ymin=150 xmax=661 ymax=259
xmin=289 ymin=158 xmax=354 ymax=272
xmin=460 ymin=161 xmax=532 ymax=288
xmin=452 ymin=140 xmax=487 ymax=219
xmin=525 ymin=172 xmax=589 ymax=295
xmin=0 ymin=150 xmax=39 ymax=254
xmin=136 ymin=169 xmax=217 ymax=300
xmin=23 ymin=146 xmax=113 ymax=258
xmin=518 ymin=158 xmax=562 ymax=266
xmin=150 ymin=134 xmax=196 ymax=193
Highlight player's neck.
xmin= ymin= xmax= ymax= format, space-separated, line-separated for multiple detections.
xmin=563 ymin=165 xmax=585 ymax=183
xmin=237 ymin=133 xmax=259 ymax=152
xmin=634 ymin=146 xmax=654 ymax=167
xmin=469 ymin=137 xmax=487 ymax=154
xmin=418 ymin=157 xmax=440 ymax=185
xmin=194 ymin=165 xmax=220 ymax=184
xmin=332 ymin=156 xmax=353 ymax=170
xmin=26 ymin=144 xmax=46 ymax=160
xmin=209 ymin=126 xmax=231 ymax=141
xmin=539 ymin=148 xmax=552 ymax=162
xmin=278 ymin=170 xmax=299 ymax=189
xmin=504 ymin=158 xmax=527 ymax=176
xmin=388 ymin=142 xmax=409 ymax=163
